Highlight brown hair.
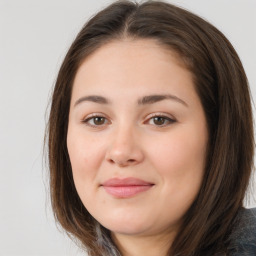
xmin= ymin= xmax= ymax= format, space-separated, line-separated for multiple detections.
xmin=46 ymin=1 xmax=254 ymax=255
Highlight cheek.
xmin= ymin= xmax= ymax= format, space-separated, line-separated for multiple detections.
xmin=148 ymin=125 xmax=207 ymax=193
xmin=67 ymin=131 xmax=107 ymax=211
xmin=67 ymin=128 xmax=105 ymax=188
xmin=153 ymin=135 xmax=205 ymax=169
xmin=147 ymin=130 xmax=207 ymax=220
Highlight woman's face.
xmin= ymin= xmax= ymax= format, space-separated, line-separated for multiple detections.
xmin=67 ymin=39 xmax=208 ymax=240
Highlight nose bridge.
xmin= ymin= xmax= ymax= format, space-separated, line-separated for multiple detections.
xmin=106 ymin=122 xmax=143 ymax=166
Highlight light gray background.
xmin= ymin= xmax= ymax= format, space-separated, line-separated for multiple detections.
xmin=0 ymin=0 xmax=255 ymax=255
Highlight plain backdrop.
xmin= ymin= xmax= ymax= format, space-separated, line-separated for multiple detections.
xmin=0 ymin=0 xmax=255 ymax=255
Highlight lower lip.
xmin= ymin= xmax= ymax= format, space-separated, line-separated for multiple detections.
xmin=102 ymin=185 xmax=153 ymax=198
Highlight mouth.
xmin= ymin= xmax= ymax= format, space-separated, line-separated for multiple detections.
xmin=101 ymin=177 xmax=154 ymax=198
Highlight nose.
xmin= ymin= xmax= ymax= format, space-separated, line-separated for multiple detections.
xmin=105 ymin=127 xmax=144 ymax=167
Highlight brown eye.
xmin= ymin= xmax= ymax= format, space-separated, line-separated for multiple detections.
xmin=93 ymin=117 xmax=106 ymax=125
xmin=153 ymin=117 xmax=166 ymax=125
xmin=148 ymin=115 xmax=175 ymax=127
xmin=83 ymin=116 xmax=108 ymax=127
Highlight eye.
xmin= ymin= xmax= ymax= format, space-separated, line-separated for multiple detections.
xmin=82 ymin=115 xmax=109 ymax=127
xmin=147 ymin=114 xmax=176 ymax=127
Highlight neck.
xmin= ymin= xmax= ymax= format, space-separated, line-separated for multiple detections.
xmin=111 ymin=229 xmax=176 ymax=256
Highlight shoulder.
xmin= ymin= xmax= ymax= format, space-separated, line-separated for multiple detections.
xmin=228 ymin=207 xmax=256 ymax=255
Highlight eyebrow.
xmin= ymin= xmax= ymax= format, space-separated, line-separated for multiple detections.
xmin=74 ymin=95 xmax=110 ymax=106
xmin=74 ymin=94 xmax=188 ymax=107
xmin=138 ymin=94 xmax=188 ymax=107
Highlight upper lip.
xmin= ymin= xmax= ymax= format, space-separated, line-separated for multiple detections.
xmin=101 ymin=177 xmax=154 ymax=187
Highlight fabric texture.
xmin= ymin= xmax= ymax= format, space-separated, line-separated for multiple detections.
xmin=228 ymin=207 xmax=256 ymax=255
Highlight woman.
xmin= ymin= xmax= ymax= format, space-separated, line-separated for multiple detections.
xmin=46 ymin=0 xmax=256 ymax=255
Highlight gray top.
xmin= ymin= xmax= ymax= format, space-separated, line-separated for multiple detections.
xmin=228 ymin=207 xmax=256 ymax=255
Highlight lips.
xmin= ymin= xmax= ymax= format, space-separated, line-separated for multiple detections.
xmin=101 ymin=178 xmax=154 ymax=198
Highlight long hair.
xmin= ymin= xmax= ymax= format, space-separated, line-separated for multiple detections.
xmin=46 ymin=1 xmax=254 ymax=255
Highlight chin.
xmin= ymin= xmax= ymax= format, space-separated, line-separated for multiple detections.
xmin=97 ymin=213 xmax=152 ymax=235
xmin=105 ymin=223 xmax=150 ymax=236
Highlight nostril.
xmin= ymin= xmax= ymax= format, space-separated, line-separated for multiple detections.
xmin=108 ymin=158 xmax=136 ymax=166
xmin=109 ymin=159 xmax=115 ymax=164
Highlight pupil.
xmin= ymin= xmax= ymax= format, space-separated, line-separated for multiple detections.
xmin=154 ymin=117 xmax=164 ymax=125
xmin=94 ymin=117 xmax=104 ymax=125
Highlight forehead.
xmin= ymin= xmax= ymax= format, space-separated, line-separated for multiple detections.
xmin=73 ymin=39 xmax=192 ymax=89
xmin=76 ymin=39 xmax=187 ymax=73
xmin=69 ymin=38 xmax=201 ymax=111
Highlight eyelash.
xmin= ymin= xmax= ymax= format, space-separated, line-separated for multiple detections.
xmin=81 ymin=113 xmax=176 ymax=128
xmin=146 ymin=113 xmax=176 ymax=127
xmin=82 ymin=113 xmax=110 ymax=128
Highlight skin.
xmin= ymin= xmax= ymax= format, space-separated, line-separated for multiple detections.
xmin=67 ymin=39 xmax=208 ymax=256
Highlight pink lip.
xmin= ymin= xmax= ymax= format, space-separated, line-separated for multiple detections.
xmin=101 ymin=178 xmax=154 ymax=198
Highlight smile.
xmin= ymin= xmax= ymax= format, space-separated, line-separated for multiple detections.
xmin=101 ymin=178 xmax=154 ymax=198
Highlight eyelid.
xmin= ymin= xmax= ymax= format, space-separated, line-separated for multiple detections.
xmin=80 ymin=112 xmax=176 ymax=127
xmin=144 ymin=112 xmax=177 ymax=126
xmin=145 ymin=112 xmax=176 ymax=121
xmin=81 ymin=112 xmax=107 ymax=121
xmin=81 ymin=113 xmax=111 ymax=127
